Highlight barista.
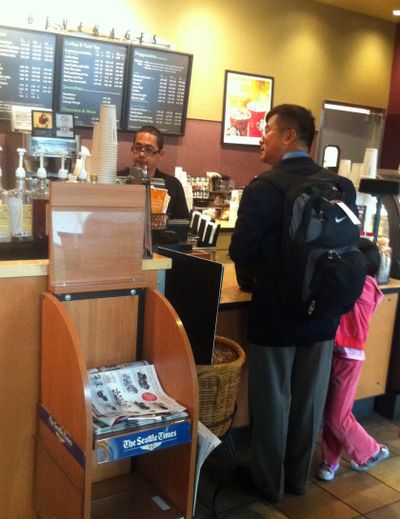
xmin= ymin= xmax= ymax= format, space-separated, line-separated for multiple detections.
xmin=131 ymin=126 xmax=189 ymax=220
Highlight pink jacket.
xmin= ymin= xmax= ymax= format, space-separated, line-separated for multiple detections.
xmin=335 ymin=275 xmax=383 ymax=350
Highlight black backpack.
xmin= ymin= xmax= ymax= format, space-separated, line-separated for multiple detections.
xmin=259 ymin=168 xmax=367 ymax=319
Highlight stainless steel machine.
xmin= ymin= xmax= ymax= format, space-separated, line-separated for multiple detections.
xmin=4 ymin=132 xmax=79 ymax=189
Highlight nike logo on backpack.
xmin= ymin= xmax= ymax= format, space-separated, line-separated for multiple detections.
xmin=335 ymin=215 xmax=347 ymax=223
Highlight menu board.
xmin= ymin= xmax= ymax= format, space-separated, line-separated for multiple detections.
xmin=0 ymin=26 xmax=55 ymax=119
xmin=58 ymin=36 xmax=127 ymax=127
xmin=126 ymin=47 xmax=192 ymax=135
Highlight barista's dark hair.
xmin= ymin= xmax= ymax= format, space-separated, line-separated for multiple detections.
xmin=265 ymin=104 xmax=315 ymax=150
xmin=133 ymin=125 xmax=164 ymax=151
xmin=358 ymin=237 xmax=381 ymax=277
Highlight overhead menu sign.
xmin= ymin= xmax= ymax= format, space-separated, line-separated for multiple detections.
xmin=59 ymin=36 xmax=127 ymax=127
xmin=126 ymin=47 xmax=192 ymax=135
xmin=0 ymin=26 xmax=55 ymax=119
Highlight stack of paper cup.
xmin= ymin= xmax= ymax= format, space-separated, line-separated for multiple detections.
xmin=229 ymin=189 xmax=243 ymax=226
xmin=338 ymin=159 xmax=352 ymax=178
xmin=361 ymin=148 xmax=378 ymax=179
xmin=87 ymin=122 xmax=99 ymax=179
xmin=348 ymin=163 xmax=362 ymax=187
xmin=174 ymin=166 xmax=187 ymax=186
xmin=89 ymin=104 xmax=118 ymax=184
xmin=185 ymin=184 xmax=193 ymax=211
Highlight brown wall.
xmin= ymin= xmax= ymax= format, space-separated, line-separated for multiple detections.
xmin=0 ymin=119 xmax=265 ymax=190
xmin=78 ymin=119 xmax=267 ymax=188
xmin=0 ymin=117 xmax=320 ymax=190
xmin=381 ymin=24 xmax=400 ymax=170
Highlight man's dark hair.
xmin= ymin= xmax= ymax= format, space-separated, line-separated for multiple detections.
xmin=266 ymin=104 xmax=315 ymax=150
xmin=358 ymin=237 xmax=381 ymax=277
xmin=133 ymin=125 xmax=164 ymax=150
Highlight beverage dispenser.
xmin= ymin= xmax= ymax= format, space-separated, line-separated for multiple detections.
xmin=4 ymin=132 xmax=79 ymax=189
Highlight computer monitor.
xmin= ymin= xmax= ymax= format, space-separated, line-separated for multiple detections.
xmin=158 ymin=247 xmax=223 ymax=364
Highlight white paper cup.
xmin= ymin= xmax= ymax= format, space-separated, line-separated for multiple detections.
xmin=98 ymin=104 xmax=118 ymax=144
xmin=349 ymin=163 xmax=362 ymax=187
xmin=362 ymin=148 xmax=378 ymax=178
xmin=338 ymin=159 xmax=352 ymax=177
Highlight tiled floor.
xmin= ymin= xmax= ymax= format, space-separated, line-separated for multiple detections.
xmin=194 ymin=413 xmax=400 ymax=518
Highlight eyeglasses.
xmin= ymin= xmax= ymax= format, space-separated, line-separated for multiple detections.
xmin=132 ymin=144 xmax=160 ymax=157
xmin=262 ymin=125 xmax=292 ymax=137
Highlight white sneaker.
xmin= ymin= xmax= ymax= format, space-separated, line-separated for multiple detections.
xmin=317 ymin=461 xmax=339 ymax=481
xmin=350 ymin=445 xmax=389 ymax=471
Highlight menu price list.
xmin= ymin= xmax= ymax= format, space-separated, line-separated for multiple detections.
xmin=127 ymin=48 xmax=191 ymax=135
xmin=0 ymin=26 xmax=55 ymax=119
xmin=59 ymin=36 xmax=127 ymax=127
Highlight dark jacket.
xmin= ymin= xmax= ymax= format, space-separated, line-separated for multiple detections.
xmin=155 ymin=169 xmax=189 ymax=220
xmin=229 ymin=156 xmax=357 ymax=347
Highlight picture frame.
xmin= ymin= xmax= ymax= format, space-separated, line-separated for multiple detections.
xmin=55 ymin=112 xmax=75 ymax=139
xmin=222 ymin=70 xmax=274 ymax=146
xmin=31 ymin=109 xmax=53 ymax=137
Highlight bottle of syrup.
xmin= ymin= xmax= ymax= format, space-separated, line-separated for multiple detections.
xmin=57 ymin=153 xmax=69 ymax=182
xmin=8 ymin=148 xmax=32 ymax=241
xmin=31 ymin=149 xmax=49 ymax=241
xmin=0 ymin=146 xmax=10 ymax=242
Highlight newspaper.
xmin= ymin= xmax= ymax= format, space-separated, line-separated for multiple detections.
xmin=193 ymin=422 xmax=222 ymax=511
xmin=88 ymin=362 xmax=187 ymax=429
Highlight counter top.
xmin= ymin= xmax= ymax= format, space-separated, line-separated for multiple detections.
xmin=0 ymin=254 xmax=172 ymax=279
xmin=219 ymin=262 xmax=400 ymax=308
xmin=142 ymin=254 xmax=172 ymax=271
xmin=218 ymin=221 xmax=235 ymax=231
xmin=378 ymin=277 xmax=400 ymax=292
xmin=220 ymin=262 xmax=251 ymax=307
xmin=0 ymin=259 xmax=48 ymax=278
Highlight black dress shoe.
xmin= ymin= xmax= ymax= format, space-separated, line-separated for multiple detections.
xmin=235 ymin=465 xmax=284 ymax=502
xmin=285 ymin=483 xmax=306 ymax=496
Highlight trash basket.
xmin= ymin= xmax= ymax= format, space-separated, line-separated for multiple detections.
xmin=196 ymin=336 xmax=245 ymax=437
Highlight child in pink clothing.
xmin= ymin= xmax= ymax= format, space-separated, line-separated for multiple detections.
xmin=318 ymin=238 xmax=389 ymax=481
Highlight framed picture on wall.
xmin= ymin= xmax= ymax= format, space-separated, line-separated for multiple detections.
xmin=222 ymin=70 xmax=274 ymax=146
xmin=31 ymin=109 xmax=53 ymax=137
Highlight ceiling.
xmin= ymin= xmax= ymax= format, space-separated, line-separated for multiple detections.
xmin=314 ymin=0 xmax=400 ymax=22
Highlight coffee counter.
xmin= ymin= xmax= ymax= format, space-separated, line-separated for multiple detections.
xmin=0 ymin=255 xmax=172 ymax=278
xmin=2 ymin=256 xmax=399 ymax=516
xmin=217 ymin=262 xmax=400 ymax=427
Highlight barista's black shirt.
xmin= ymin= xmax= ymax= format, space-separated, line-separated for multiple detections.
xmin=154 ymin=169 xmax=189 ymax=220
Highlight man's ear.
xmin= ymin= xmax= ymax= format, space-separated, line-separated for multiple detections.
xmin=283 ymin=127 xmax=297 ymax=146
xmin=159 ymin=149 xmax=165 ymax=158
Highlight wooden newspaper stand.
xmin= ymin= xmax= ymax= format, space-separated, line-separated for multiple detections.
xmin=33 ymin=183 xmax=199 ymax=519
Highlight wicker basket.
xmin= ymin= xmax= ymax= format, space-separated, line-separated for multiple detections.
xmin=151 ymin=213 xmax=168 ymax=229
xmin=196 ymin=336 xmax=246 ymax=437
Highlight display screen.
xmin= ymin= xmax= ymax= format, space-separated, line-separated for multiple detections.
xmin=126 ymin=47 xmax=192 ymax=135
xmin=58 ymin=35 xmax=127 ymax=127
xmin=159 ymin=247 xmax=223 ymax=364
xmin=0 ymin=26 xmax=55 ymax=120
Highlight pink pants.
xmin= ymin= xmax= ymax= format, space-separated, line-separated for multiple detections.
xmin=321 ymin=354 xmax=379 ymax=465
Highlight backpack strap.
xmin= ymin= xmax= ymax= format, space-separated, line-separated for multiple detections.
xmin=256 ymin=166 xmax=338 ymax=195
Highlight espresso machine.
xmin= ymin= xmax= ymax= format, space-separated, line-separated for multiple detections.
xmin=4 ymin=132 xmax=79 ymax=189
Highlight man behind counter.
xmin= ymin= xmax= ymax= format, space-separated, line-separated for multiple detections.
xmin=131 ymin=125 xmax=189 ymax=220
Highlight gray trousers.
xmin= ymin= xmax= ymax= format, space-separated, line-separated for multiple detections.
xmin=248 ymin=340 xmax=333 ymax=498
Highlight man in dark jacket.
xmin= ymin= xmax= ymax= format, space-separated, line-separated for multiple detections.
xmin=229 ymin=104 xmax=357 ymax=501
xmin=131 ymin=125 xmax=189 ymax=219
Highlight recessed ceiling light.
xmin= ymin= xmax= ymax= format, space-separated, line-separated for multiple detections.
xmin=393 ymin=9 xmax=400 ymax=16
xmin=324 ymin=103 xmax=371 ymax=115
